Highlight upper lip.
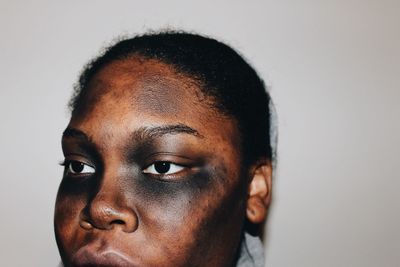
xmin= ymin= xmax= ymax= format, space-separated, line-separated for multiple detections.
xmin=71 ymin=242 xmax=136 ymax=267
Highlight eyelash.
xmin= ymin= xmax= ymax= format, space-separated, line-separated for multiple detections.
xmin=142 ymin=161 xmax=186 ymax=176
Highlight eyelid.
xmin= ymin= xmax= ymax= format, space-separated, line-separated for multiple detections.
xmin=142 ymin=152 xmax=195 ymax=167
xmin=61 ymin=153 xmax=95 ymax=167
xmin=59 ymin=159 xmax=95 ymax=168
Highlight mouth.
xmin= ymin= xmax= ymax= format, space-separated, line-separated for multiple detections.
xmin=71 ymin=243 xmax=136 ymax=267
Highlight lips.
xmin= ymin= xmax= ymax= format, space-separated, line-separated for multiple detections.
xmin=71 ymin=242 xmax=136 ymax=267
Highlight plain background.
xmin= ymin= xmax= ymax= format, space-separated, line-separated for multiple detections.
xmin=0 ymin=1 xmax=399 ymax=266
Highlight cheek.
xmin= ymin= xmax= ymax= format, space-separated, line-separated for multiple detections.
xmin=54 ymin=181 xmax=88 ymax=254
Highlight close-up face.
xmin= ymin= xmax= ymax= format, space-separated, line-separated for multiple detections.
xmin=54 ymin=58 xmax=254 ymax=267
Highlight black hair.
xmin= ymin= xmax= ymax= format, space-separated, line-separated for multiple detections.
xmin=70 ymin=31 xmax=274 ymax=166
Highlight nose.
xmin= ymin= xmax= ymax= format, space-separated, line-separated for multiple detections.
xmin=82 ymin=200 xmax=138 ymax=232
xmin=80 ymin=178 xmax=139 ymax=233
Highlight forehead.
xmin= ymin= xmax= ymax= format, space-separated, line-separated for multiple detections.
xmin=70 ymin=58 xmax=239 ymax=150
xmin=81 ymin=58 xmax=207 ymax=115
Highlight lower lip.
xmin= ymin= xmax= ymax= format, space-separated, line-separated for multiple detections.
xmin=71 ymin=246 xmax=135 ymax=267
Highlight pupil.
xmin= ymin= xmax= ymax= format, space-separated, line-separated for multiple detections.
xmin=154 ymin=162 xmax=170 ymax=173
xmin=71 ymin=161 xmax=84 ymax=173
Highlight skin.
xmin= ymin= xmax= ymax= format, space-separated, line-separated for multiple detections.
xmin=55 ymin=57 xmax=272 ymax=267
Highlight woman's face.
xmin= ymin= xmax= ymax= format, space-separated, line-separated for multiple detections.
xmin=55 ymin=58 xmax=250 ymax=267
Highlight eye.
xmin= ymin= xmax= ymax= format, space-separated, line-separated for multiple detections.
xmin=63 ymin=160 xmax=95 ymax=175
xmin=143 ymin=161 xmax=185 ymax=175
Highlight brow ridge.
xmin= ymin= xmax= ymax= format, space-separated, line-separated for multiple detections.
xmin=62 ymin=128 xmax=92 ymax=143
xmin=133 ymin=123 xmax=203 ymax=140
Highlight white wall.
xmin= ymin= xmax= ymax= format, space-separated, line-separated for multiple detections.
xmin=0 ymin=1 xmax=399 ymax=266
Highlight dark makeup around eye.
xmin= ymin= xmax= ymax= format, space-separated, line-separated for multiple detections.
xmin=123 ymin=133 xmax=221 ymax=200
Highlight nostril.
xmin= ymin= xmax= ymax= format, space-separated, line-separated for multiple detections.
xmin=111 ymin=219 xmax=125 ymax=225
xmin=109 ymin=216 xmax=138 ymax=233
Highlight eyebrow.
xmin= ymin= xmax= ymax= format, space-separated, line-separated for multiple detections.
xmin=132 ymin=124 xmax=203 ymax=141
xmin=62 ymin=123 xmax=203 ymax=143
xmin=62 ymin=128 xmax=93 ymax=143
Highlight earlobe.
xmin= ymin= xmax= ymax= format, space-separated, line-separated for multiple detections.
xmin=246 ymin=162 xmax=272 ymax=224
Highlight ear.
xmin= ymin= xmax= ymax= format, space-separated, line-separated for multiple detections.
xmin=246 ymin=161 xmax=273 ymax=224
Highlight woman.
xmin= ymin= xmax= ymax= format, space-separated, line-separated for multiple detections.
xmin=55 ymin=31 xmax=274 ymax=267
